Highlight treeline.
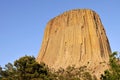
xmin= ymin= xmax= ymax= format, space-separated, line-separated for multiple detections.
xmin=0 ymin=52 xmax=120 ymax=80
xmin=0 ymin=56 xmax=51 ymax=80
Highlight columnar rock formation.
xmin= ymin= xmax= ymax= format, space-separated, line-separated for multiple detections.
xmin=36 ymin=9 xmax=111 ymax=77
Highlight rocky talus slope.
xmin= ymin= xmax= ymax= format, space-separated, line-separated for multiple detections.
xmin=36 ymin=9 xmax=111 ymax=78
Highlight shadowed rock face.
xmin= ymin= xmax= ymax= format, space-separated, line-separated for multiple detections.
xmin=36 ymin=9 xmax=111 ymax=78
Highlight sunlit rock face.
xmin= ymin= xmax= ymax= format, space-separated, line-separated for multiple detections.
xmin=36 ymin=9 xmax=111 ymax=78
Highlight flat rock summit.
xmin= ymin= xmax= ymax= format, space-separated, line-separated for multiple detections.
xmin=36 ymin=9 xmax=111 ymax=78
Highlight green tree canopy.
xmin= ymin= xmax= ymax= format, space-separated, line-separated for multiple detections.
xmin=101 ymin=52 xmax=120 ymax=80
xmin=0 ymin=56 xmax=51 ymax=80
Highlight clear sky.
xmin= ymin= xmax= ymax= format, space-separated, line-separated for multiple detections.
xmin=0 ymin=0 xmax=120 ymax=67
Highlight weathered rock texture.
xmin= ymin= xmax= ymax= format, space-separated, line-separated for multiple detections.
xmin=36 ymin=9 xmax=111 ymax=78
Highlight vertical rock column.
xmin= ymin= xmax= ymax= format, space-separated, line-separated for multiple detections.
xmin=36 ymin=9 xmax=111 ymax=77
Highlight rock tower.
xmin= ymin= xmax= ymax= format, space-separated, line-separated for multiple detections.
xmin=36 ymin=9 xmax=111 ymax=77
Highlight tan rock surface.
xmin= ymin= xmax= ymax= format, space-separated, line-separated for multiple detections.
xmin=36 ymin=9 xmax=111 ymax=78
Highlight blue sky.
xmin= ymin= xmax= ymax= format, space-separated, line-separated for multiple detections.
xmin=0 ymin=0 xmax=120 ymax=67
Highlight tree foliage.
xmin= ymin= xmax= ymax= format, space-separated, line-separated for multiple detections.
xmin=53 ymin=65 xmax=97 ymax=80
xmin=101 ymin=52 xmax=120 ymax=80
xmin=14 ymin=56 xmax=49 ymax=80
xmin=0 ymin=56 xmax=52 ymax=80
